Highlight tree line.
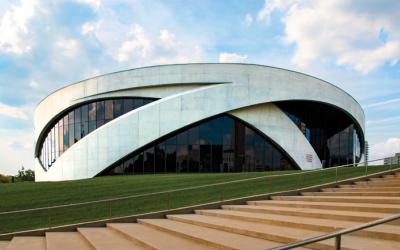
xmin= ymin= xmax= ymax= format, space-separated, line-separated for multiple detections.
xmin=0 ymin=167 xmax=35 ymax=183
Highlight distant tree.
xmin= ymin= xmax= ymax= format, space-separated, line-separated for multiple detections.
xmin=15 ymin=166 xmax=35 ymax=182
xmin=0 ymin=174 xmax=12 ymax=183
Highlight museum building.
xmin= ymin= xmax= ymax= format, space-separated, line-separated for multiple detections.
xmin=34 ymin=63 xmax=364 ymax=181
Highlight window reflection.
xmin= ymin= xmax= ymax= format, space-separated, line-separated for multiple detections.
xmin=38 ymin=97 xmax=156 ymax=170
xmin=101 ymin=115 xmax=297 ymax=176
xmin=278 ymin=101 xmax=362 ymax=168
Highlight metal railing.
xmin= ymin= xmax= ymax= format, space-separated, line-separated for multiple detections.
xmin=268 ymin=214 xmax=400 ymax=250
xmin=0 ymin=158 xmax=398 ymax=234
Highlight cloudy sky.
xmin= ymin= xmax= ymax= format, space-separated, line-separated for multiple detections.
xmin=0 ymin=0 xmax=399 ymax=175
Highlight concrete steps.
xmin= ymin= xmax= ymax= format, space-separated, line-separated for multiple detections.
xmin=45 ymin=232 xmax=93 ymax=250
xmin=321 ymin=187 xmax=400 ymax=192
xmin=107 ymin=223 xmax=211 ymax=250
xmin=138 ymin=218 xmax=284 ymax=250
xmin=2 ymin=171 xmax=400 ymax=249
xmin=302 ymin=191 xmax=400 ymax=197
xmin=221 ymin=204 xmax=399 ymax=225
xmin=0 ymin=242 xmax=9 ymax=250
xmin=77 ymin=228 xmax=143 ymax=250
xmin=193 ymin=209 xmax=400 ymax=241
xmin=6 ymin=237 xmax=46 ymax=250
xmin=271 ymin=195 xmax=400 ymax=204
xmin=166 ymin=213 xmax=399 ymax=250
xmin=247 ymin=200 xmax=400 ymax=213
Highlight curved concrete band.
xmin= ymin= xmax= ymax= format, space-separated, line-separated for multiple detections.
xmin=34 ymin=64 xmax=364 ymax=181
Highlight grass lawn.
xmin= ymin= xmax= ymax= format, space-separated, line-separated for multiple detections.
xmin=0 ymin=164 xmax=398 ymax=234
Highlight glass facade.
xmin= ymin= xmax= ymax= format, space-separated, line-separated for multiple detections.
xmin=99 ymin=115 xmax=296 ymax=176
xmin=277 ymin=101 xmax=362 ymax=168
xmin=38 ymin=97 xmax=156 ymax=170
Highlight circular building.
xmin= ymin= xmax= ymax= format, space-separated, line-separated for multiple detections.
xmin=34 ymin=63 xmax=364 ymax=181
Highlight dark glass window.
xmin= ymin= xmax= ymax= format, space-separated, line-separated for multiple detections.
xmin=155 ymin=144 xmax=166 ymax=173
xmin=133 ymin=153 xmax=143 ymax=174
xmin=113 ymin=99 xmax=123 ymax=118
xmin=105 ymin=100 xmax=113 ymax=121
xmin=81 ymin=104 xmax=89 ymax=122
xmin=144 ymin=148 xmax=155 ymax=173
xmin=123 ymin=99 xmax=134 ymax=113
xmin=278 ymin=101 xmax=363 ymax=168
xmin=98 ymin=114 xmax=298 ymax=176
xmin=38 ymin=97 xmax=157 ymax=169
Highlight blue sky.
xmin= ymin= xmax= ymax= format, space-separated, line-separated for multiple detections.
xmin=0 ymin=0 xmax=399 ymax=174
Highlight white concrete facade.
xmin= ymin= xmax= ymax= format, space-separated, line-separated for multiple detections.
xmin=34 ymin=63 xmax=364 ymax=181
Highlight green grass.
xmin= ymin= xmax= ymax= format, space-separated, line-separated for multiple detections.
xmin=0 ymin=164 xmax=398 ymax=234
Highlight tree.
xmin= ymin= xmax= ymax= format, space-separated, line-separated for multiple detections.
xmin=15 ymin=166 xmax=35 ymax=182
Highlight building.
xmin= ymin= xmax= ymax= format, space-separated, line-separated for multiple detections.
xmin=384 ymin=153 xmax=400 ymax=165
xmin=34 ymin=64 xmax=364 ymax=181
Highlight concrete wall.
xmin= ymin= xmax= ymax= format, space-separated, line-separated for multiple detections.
xmin=34 ymin=63 xmax=364 ymax=181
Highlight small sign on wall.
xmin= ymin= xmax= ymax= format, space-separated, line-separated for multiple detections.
xmin=306 ymin=154 xmax=313 ymax=162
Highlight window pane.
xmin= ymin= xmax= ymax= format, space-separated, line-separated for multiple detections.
xmin=134 ymin=99 xmax=143 ymax=108
xmin=81 ymin=104 xmax=89 ymax=122
xmin=96 ymin=101 xmax=105 ymax=121
xmin=63 ymin=121 xmax=69 ymax=151
xmin=133 ymin=153 xmax=144 ymax=174
xmin=82 ymin=122 xmax=89 ymax=137
xmin=144 ymin=147 xmax=155 ymax=173
xmin=58 ymin=120 xmax=63 ymax=154
xmin=155 ymin=145 xmax=166 ymax=173
xmin=88 ymin=103 xmax=96 ymax=121
xmin=68 ymin=111 xmax=74 ymax=124
xmin=89 ymin=121 xmax=96 ymax=133
xmin=166 ymin=144 xmax=176 ymax=172
xmin=69 ymin=123 xmax=74 ymax=147
xmin=105 ymin=100 xmax=113 ymax=120
xmin=123 ymin=99 xmax=134 ymax=113
xmin=113 ymin=99 xmax=123 ymax=118
xmin=75 ymin=122 xmax=81 ymax=142
xmin=177 ymin=144 xmax=188 ymax=172
xmin=74 ymin=107 xmax=81 ymax=123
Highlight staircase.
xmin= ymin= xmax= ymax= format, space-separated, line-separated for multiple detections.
xmin=1 ymin=172 xmax=400 ymax=250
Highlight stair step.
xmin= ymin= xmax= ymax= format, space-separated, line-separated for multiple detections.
xmin=222 ymin=205 xmax=399 ymax=224
xmin=167 ymin=214 xmax=400 ymax=250
xmin=354 ymin=181 xmax=400 ymax=187
xmin=6 ymin=237 xmax=46 ymax=250
xmin=78 ymin=227 xmax=143 ymax=250
xmin=322 ymin=187 xmax=400 ymax=192
xmin=0 ymin=242 xmax=9 ymax=250
xmin=194 ymin=209 xmax=400 ymax=241
xmin=271 ymin=195 xmax=400 ymax=204
xmin=369 ymin=178 xmax=400 ymax=182
xmin=46 ymin=232 xmax=93 ymax=250
xmin=247 ymin=200 xmax=400 ymax=213
xmin=138 ymin=218 xmax=285 ymax=250
xmin=338 ymin=184 xmax=400 ymax=188
xmin=302 ymin=192 xmax=400 ymax=197
xmin=108 ymin=223 xmax=211 ymax=250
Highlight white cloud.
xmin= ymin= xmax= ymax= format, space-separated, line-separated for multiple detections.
xmin=370 ymin=137 xmax=400 ymax=160
xmin=363 ymin=97 xmax=400 ymax=109
xmin=0 ymin=103 xmax=29 ymax=120
xmin=260 ymin=0 xmax=400 ymax=73
xmin=75 ymin=0 xmax=101 ymax=11
xmin=29 ymin=80 xmax=39 ymax=88
xmin=55 ymin=38 xmax=79 ymax=58
xmin=244 ymin=13 xmax=253 ymax=26
xmin=159 ymin=29 xmax=177 ymax=49
xmin=117 ymin=24 xmax=151 ymax=63
xmin=257 ymin=0 xmax=296 ymax=22
xmin=219 ymin=52 xmax=248 ymax=63
xmin=0 ymin=128 xmax=34 ymax=175
xmin=0 ymin=0 xmax=39 ymax=54
xmin=81 ymin=20 xmax=100 ymax=35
